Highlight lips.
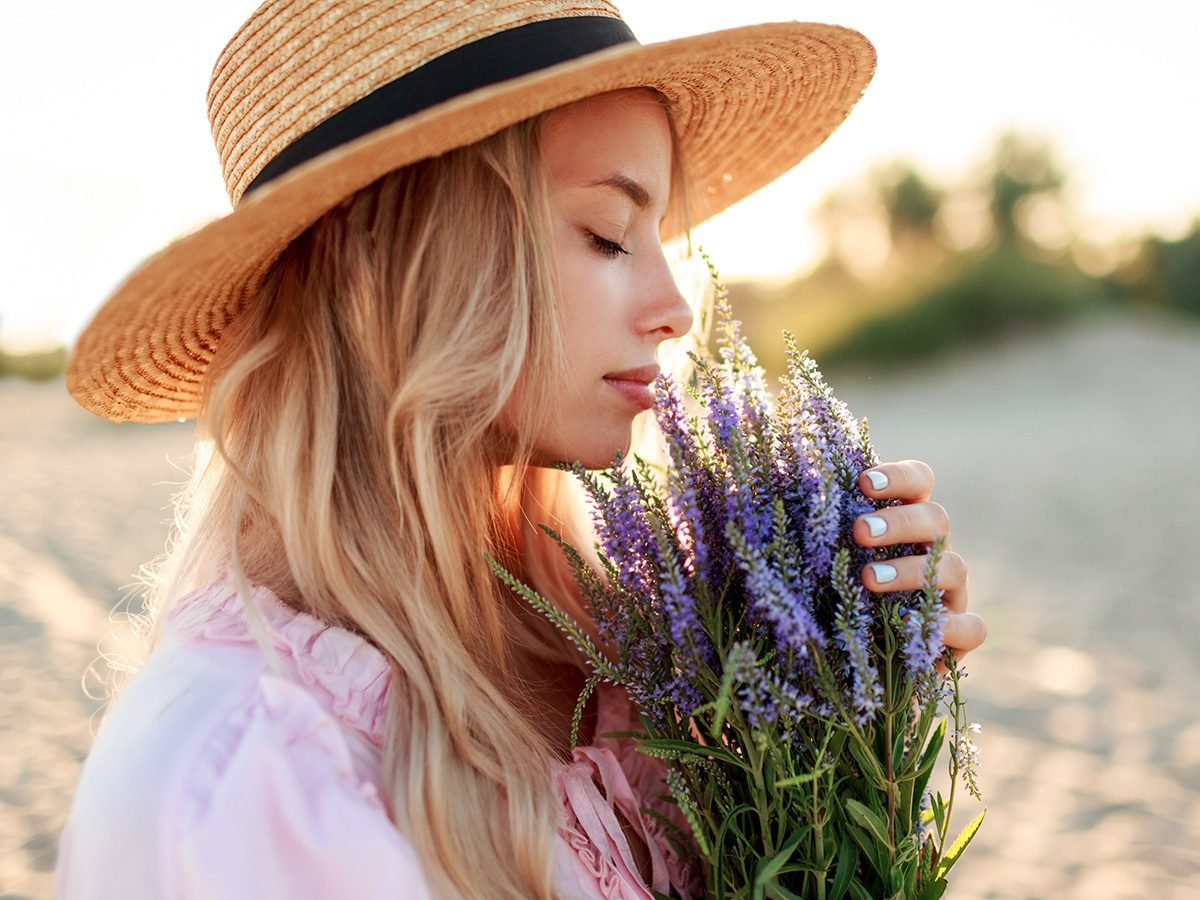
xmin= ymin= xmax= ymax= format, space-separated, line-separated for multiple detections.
xmin=603 ymin=365 xmax=659 ymax=411
xmin=604 ymin=365 xmax=660 ymax=385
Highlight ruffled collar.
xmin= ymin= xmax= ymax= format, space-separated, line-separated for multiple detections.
xmin=163 ymin=572 xmax=702 ymax=897
xmin=162 ymin=571 xmax=393 ymax=745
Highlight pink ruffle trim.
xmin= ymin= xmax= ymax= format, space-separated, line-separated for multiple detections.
xmin=164 ymin=574 xmax=702 ymax=897
xmin=554 ymin=683 xmax=703 ymax=899
xmin=163 ymin=572 xmax=392 ymax=745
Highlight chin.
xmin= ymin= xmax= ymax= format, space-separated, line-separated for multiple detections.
xmin=536 ymin=431 xmax=632 ymax=471
xmin=578 ymin=447 xmax=630 ymax=471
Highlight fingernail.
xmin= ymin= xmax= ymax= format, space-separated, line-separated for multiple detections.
xmin=866 ymin=471 xmax=889 ymax=491
xmin=871 ymin=563 xmax=897 ymax=584
xmin=863 ymin=515 xmax=887 ymax=538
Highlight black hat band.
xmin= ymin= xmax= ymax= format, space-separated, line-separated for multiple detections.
xmin=242 ymin=15 xmax=638 ymax=199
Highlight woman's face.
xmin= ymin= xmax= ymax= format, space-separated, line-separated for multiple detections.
xmin=521 ymin=89 xmax=693 ymax=469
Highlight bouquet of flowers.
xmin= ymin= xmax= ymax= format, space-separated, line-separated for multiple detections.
xmin=489 ymin=260 xmax=985 ymax=899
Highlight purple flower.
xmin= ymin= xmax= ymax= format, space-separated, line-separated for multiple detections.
xmin=902 ymin=595 xmax=946 ymax=681
xmin=653 ymin=377 xmax=712 ymax=578
xmin=734 ymin=539 xmax=825 ymax=657
xmin=666 ymin=672 xmax=705 ymax=717
xmin=901 ymin=540 xmax=951 ymax=686
xmin=656 ymin=536 xmax=703 ymax=662
xmin=803 ymin=469 xmax=842 ymax=581
xmin=831 ymin=548 xmax=883 ymax=723
xmin=592 ymin=466 xmax=661 ymax=602
xmin=699 ymin=361 xmax=740 ymax=450
xmin=723 ymin=452 xmax=773 ymax=559
xmin=738 ymin=669 xmax=814 ymax=730
xmin=652 ymin=375 xmax=702 ymax=470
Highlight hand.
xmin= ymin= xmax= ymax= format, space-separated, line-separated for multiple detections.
xmin=853 ymin=460 xmax=987 ymax=664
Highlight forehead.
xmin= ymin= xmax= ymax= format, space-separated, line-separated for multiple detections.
xmin=539 ymin=90 xmax=673 ymax=201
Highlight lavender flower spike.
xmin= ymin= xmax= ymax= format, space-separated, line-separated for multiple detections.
xmin=652 ymin=374 xmax=701 ymax=468
xmin=831 ymin=548 xmax=882 ymax=723
xmin=803 ymin=467 xmax=842 ymax=581
xmin=903 ymin=536 xmax=949 ymax=683
xmin=734 ymin=530 xmax=825 ymax=657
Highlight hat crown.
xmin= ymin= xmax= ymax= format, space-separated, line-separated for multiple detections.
xmin=207 ymin=0 xmax=623 ymax=205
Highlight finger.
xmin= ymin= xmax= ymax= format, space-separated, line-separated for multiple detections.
xmin=858 ymin=460 xmax=935 ymax=502
xmin=940 ymin=611 xmax=987 ymax=654
xmin=853 ymin=501 xmax=951 ymax=549
xmin=861 ymin=551 xmax=969 ymax=613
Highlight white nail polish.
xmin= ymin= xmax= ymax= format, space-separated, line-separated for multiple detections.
xmin=866 ymin=471 xmax=889 ymax=491
xmin=864 ymin=515 xmax=887 ymax=538
xmin=872 ymin=563 xmax=897 ymax=584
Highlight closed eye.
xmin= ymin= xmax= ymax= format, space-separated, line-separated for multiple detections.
xmin=587 ymin=230 xmax=630 ymax=259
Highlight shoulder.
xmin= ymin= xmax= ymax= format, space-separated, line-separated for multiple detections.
xmin=58 ymin=637 xmax=433 ymax=899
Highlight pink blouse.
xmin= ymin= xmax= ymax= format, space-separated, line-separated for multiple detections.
xmin=56 ymin=573 xmax=702 ymax=899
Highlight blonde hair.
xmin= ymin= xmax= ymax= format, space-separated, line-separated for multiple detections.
xmin=134 ymin=89 xmax=701 ymax=899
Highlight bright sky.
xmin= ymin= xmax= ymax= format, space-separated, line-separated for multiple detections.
xmin=3 ymin=1 xmax=1198 ymax=350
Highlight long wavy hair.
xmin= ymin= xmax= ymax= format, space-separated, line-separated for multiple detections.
xmin=127 ymin=89 xmax=703 ymax=899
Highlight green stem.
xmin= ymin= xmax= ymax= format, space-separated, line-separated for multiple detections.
xmin=812 ymin=776 xmax=826 ymax=900
xmin=745 ymin=732 xmax=776 ymax=858
xmin=885 ymin=709 xmax=897 ymax=861
xmin=883 ymin=639 xmax=899 ymax=868
xmin=935 ymin=662 xmax=966 ymax=864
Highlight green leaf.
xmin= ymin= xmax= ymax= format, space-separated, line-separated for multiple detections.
xmin=935 ymin=808 xmax=987 ymax=880
xmin=847 ymin=880 xmax=876 ymax=900
xmin=845 ymin=799 xmax=891 ymax=849
xmin=917 ymin=879 xmax=948 ymax=900
xmin=829 ymin=839 xmax=860 ymax=900
xmin=912 ymin=718 xmax=947 ymax=804
xmin=713 ymin=803 xmax=755 ymax=892
xmin=844 ymin=819 xmax=884 ymax=881
xmin=846 ymin=734 xmax=887 ymax=787
xmin=694 ymin=654 xmax=739 ymax=738
xmin=764 ymin=750 xmax=777 ymax=796
xmin=774 ymin=763 xmax=833 ymax=789
xmin=765 ymin=882 xmax=806 ymax=900
xmin=889 ymin=857 xmax=917 ymax=898
xmin=929 ymin=792 xmax=947 ymax=836
xmin=753 ymin=826 xmax=810 ymax=896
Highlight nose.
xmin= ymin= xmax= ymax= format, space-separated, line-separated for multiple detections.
xmin=637 ymin=248 xmax=694 ymax=341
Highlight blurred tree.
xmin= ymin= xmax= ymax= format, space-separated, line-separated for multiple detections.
xmin=873 ymin=160 xmax=942 ymax=253
xmin=818 ymin=245 xmax=1120 ymax=371
xmin=733 ymin=129 xmax=1194 ymax=381
xmin=0 ymin=313 xmax=69 ymax=380
xmin=1121 ymin=221 xmax=1200 ymax=318
xmin=986 ymin=132 xmax=1066 ymax=245
xmin=0 ymin=345 xmax=68 ymax=380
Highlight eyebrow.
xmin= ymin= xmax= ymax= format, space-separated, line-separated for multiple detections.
xmin=583 ymin=173 xmax=653 ymax=210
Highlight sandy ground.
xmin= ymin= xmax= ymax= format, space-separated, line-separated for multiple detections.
xmin=1 ymin=310 xmax=1198 ymax=899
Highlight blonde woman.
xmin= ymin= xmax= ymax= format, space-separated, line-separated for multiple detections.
xmin=58 ymin=3 xmax=987 ymax=898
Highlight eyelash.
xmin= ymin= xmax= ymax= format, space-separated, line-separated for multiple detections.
xmin=587 ymin=230 xmax=630 ymax=258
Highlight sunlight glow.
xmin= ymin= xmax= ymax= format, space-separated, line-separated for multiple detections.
xmin=2 ymin=1 xmax=1197 ymax=349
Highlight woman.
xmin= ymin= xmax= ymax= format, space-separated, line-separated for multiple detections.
xmin=58 ymin=2 xmax=986 ymax=898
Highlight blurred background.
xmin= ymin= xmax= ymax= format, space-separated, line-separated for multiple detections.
xmin=2 ymin=2 xmax=1198 ymax=898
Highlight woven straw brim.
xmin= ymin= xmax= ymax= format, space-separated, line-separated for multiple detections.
xmin=68 ymin=22 xmax=875 ymax=423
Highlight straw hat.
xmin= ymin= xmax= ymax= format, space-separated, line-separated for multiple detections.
xmin=67 ymin=0 xmax=875 ymax=423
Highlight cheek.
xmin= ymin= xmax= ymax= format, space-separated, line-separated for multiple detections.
xmin=555 ymin=253 xmax=626 ymax=355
